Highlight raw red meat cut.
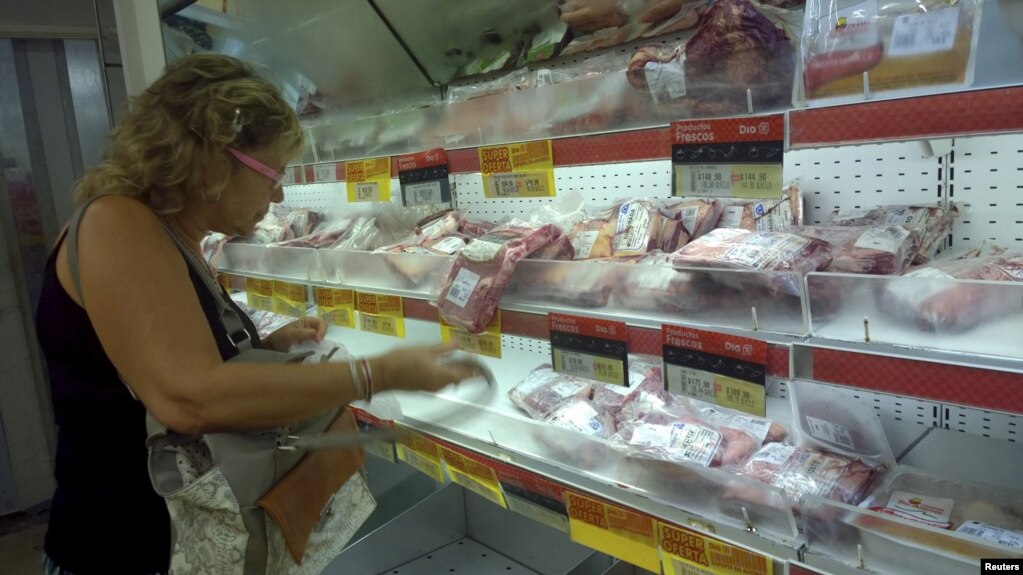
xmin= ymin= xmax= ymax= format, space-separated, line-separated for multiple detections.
xmin=437 ymin=222 xmax=559 ymax=333
xmin=509 ymin=365 xmax=594 ymax=420
xmin=795 ymin=225 xmax=921 ymax=275
xmin=661 ymin=198 xmax=723 ymax=240
xmin=715 ymin=185 xmax=804 ymax=233
xmin=827 ymin=204 xmax=954 ymax=264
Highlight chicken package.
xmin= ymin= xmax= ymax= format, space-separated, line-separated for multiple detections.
xmin=877 ymin=251 xmax=1023 ymax=332
xmin=670 ymin=228 xmax=833 ymax=296
xmin=661 ymin=198 xmax=724 ymax=240
xmin=715 ymin=184 xmax=804 ymax=233
xmin=795 ymin=225 xmax=921 ymax=275
xmin=436 ymin=221 xmax=560 ymax=333
xmin=509 ymin=365 xmax=594 ymax=420
xmin=826 ymin=204 xmax=955 ymax=263
xmin=802 ymin=0 xmax=981 ymax=103
xmin=857 ymin=466 xmax=1023 ymax=554
xmin=733 ymin=443 xmax=882 ymax=509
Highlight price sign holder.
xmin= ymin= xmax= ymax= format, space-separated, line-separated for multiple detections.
xmin=440 ymin=446 xmax=507 ymax=509
xmin=305 ymin=162 xmax=341 ymax=183
xmin=395 ymin=428 xmax=446 ymax=484
xmin=345 ymin=157 xmax=391 ymax=202
xmin=479 ymin=140 xmax=556 ymax=198
xmin=659 ymin=522 xmax=774 ymax=575
xmin=549 ymin=313 xmax=628 ymax=386
xmin=662 ymin=325 xmax=767 ymax=416
xmin=566 ymin=491 xmax=660 ymax=573
xmin=314 ymin=287 xmax=356 ymax=328
xmin=356 ymin=292 xmax=405 ymax=338
xmin=271 ymin=280 xmax=307 ymax=317
xmin=671 ymin=114 xmax=785 ymax=198
xmin=397 ymin=148 xmax=451 ymax=206
xmin=441 ymin=311 xmax=501 ymax=358
xmin=282 ymin=166 xmax=303 ymax=186
xmin=351 ymin=407 xmax=397 ymax=462
xmin=244 ymin=277 xmax=273 ymax=312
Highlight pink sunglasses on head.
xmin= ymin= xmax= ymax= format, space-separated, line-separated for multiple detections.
xmin=226 ymin=147 xmax=285 ymax=188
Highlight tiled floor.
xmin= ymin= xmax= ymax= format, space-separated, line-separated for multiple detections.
xmin=0 ymin=511 xmax=47 ymax=574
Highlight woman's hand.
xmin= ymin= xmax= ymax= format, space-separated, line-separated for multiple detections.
xmin=372 ymin=344 xmax=487 ymax=394
xmin=264 ymin=317 xmax=327 ymax=352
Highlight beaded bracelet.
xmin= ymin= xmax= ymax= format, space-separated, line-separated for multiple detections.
xmin=349 ymin=360 xmax=366 ymax=401
xmin=360 ymin=358 xmax=374 ymax=403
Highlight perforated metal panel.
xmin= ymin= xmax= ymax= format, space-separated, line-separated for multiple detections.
xmin=944 ymin=405 xmax=1020 ymax=443
xmin=839 ymin=386 xmax=942 ymax=429
xmin=784 ymin=141 xmax=941 ymax=225
xmin=950 ymin=133 xmax=1023 ymax=251
xmin=500 ymin=334 xmax=551 ymax=358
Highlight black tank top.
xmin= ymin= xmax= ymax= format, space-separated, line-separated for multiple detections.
xmin=35 ymin=230 xmax=260 ymax=575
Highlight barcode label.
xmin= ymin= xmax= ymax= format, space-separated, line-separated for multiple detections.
xmin=955 ymin=521 xmax=1023 ymax=550
xmin=536 ymin=68 xmax=553 ymax=86
xmin=806 ymin=415 xmax=856 ymax=449
xmin=686 ymin=166 xmax=731 ymax=196
xmin=888 ymin=7 xmax=959 ymax=57
xmin=446 ymin=267 xmax=481 ymax=309
xmin=356 ymin=182 xmax=379 ymax=201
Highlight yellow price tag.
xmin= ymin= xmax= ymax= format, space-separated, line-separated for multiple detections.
xmin=364 ymin=440 xmax=395 ymax=463
xmin=565 ymin=492 xmax=660 ymax=573
xmin=552 ymin=349 xmax=625 ymax=386
xmin=660 ymin=522 xmax=773 ymax=575
xmin=505 ymin=494 xmax=569 ymax=533
xmin=440 ymin=311 xmax=501 ymax=358
xmin=314 ymin=287 xmax=356 ymax=329
xmin=395 ymin=432 xmax=445 ymax=484
xmin=441 ymin=447 xmax=507 ymax=509
xmin=356 ymin=292 xmax=405 ymax=338
xmin=479 ymin=141 xmax=556 ymax=199
xmin=271 ymin=280 xmax=307 ymax=317
xmin=244 ymin=277 xmax=273 ymax=312
xmin=674 ymin=164 xmax=783 ymax=199
xmin=714 ymin=376 xmax=766 ymax=418
xmin=345 ymin=157 xmax=391 ymax=202
xmin=217 ymin=273 xmax=232 ymax=292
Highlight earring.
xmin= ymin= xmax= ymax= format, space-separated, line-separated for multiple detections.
xmin=231 ymin=108 xmax=243 ymax=134
xmin=201 ymin=188 xmax=221 ymax=203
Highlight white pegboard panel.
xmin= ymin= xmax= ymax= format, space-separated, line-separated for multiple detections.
xmin=766 ymin=378 xmax=789 ymax=400
xmin=501 ymin=334 xmax=551 ymax=359
xmin=949 ymin=133 xmax=1023 ymax=251
xmin=453 ymin=160 xmax=672 ymax=221
xmin=823 ymin=383 xmax=942 ymax=429
xmin=784 ymin=140 xmax=942 ymax=226
xmin=943 ymin=404 xmax=1019 ymax=443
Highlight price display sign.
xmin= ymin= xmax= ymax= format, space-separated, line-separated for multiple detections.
xmin=662 ymin=325 xmax=767 ymax=417
xmin=271 ymin=280 xmax=307 ymax=317
xmin=395 ymin=429 xmax=446 ymax=484
xmin=659 ymin=522 xmax=774 ymax=575
xmin=497 ymin=465 xmax=570 ymax=533
xmin=217 ymin=273 xmax=233 ymax=292
xmin=244 ymin=277 xmax=273 ymax=312
xmin=566 ymin=491 xmax=660 ymax=573
xmin=397 ymin=148 xmax=451 ymax=206
xmin=549 ymin=313 xmax=628 ymax=386
xmin=356 ymin=292 xmax=405 ymax=338
xmin=441 ymin=446 xmax=507 ymax=509
xmin=304 ymin=162 xmax=340 ymax=183
xmin=440 ymin=311 xmax=501 ymax=358
xmin=345 ymin=157 xmax=391 ymax=202
xmin=313 ymin=287 xmax=356 ymax=329
xmin=671 ymin=114 xmax=785 ymax=199
xmin=479 ymin=140 xmax=556 ymax=198
xmin=282 ymin=166 xmax=303 ymax=186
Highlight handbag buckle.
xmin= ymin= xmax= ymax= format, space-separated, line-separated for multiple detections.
xmin=277 ymin=435 xmax=301 ymax=451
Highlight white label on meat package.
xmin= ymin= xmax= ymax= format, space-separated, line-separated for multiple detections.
xmin=805 ymin=415 xmax=856 ymax=449
xmin=879 ymin=206 xmax=930 ymax=228
xmin=725 ymin=234 xmax=808 ymax=270
xmin=669 ymin=423 xmax=722 ymax=467
xmin=404 ymin=181 xmax=442 ymax=205
xmin=749 ymin=442 xmax=795 ymax=467
xmin=645 ymin=60 xmax=686 ymax=104
xmin=888 ymin=7 xmax=959 ymax=57
xmin=550 ymin=401 xmax=607 ymax=436
xmin=822 ymin=1 xmax=880 ymax=52
xmin=718 ymin=206 xmax=745 ymax=228
xmin=758 ymin=201 xmax=793 ymax=232
xmin=462 ymin=239 xmax=503 ymax=262
xmin=550 ymin=381 xmax=586 ymax=399
xmin=881 ymin=491 xmax=955 ymax=527
xmin=788 ymin=451 xmax=846 ymax=498
xmin=613 ymin=202 xmax=653 ymax=255
xmin=571 ymin=230 xmax=600 ymax=259
xmin=830 ymin=207 xmax=874 ymax=224
xmin=446 ymin=267 xmax=481 ymax=309
xmin=854 ymin=226 xmax=911 ymax=254
xmin=680 ymin=205 xmax=701 ymax=235
xmin=700 ymin=408 xmax=771 ymax=445
xmin=955 ymin=521 xmax=1023 ymax=550
xmin=430 ymin=236 xmax=467 ymax=254
xmin=633 ymin=267 xmax=676 ymax=292
xmin=630 ymin=423 xmax=674 ymax=448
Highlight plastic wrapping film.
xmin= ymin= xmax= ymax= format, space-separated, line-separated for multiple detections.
xmin=800 ymin=0 xmax=983 ymax=105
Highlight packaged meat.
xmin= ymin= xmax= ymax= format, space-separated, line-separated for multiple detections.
xmin=436 ymin=222 xmax=559 ymax=333
xmin=545 ymin=398 xmax=617 ymax=439
xmin=715 ymin=184 xmax=804 ymax=233
xmin=527 ymin=234 xmax=576 ymax=260
xmin=592 ymin=354 xmax=666 ymax=415
xmin=789 ymin=379 xmax=895 ymax=469
xmin=615 ymin=253 xmax=711 ymax=313
xmin=856 ymin=466 xmax=1023 ymax=557
xmin=877 ymin=251 xmax=1023 ymax=332
xmin=734 ymin=443 xmax=881 ymax=508
xmin=201 ymin=232 xmax=231 ymax=270
xmin=509 ymin=365 xmax=594 ymax=420
xmin=681 ymin=397 xmax=788 ymax=445
xmin=795 ymin=225 xmax=920 ymax=275
xmin=660 ymin=198 xmax=723 ymax=240
xmin=826 ymin=203 xmax=955 ymax=264
xmin=568 ymin=199 xmax=678 ymax=259
xmin=802 ymin=0 xmax=981 ymax=103
xmin=459 ymin=219 xmax=495 ymax=238
xmin=511 ymin=260 xmax=617 ymax=308
xmin=569 ymin=218 xmax=615 ymax=260
xmin=670 ymin=228 xmax=833 ymax=296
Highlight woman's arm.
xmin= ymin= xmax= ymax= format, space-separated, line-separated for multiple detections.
xmin=61 ymin=197 xmax=467 ymax=435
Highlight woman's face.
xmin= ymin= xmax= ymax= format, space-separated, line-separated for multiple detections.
xmin=210 ymin=148 xmax=286 ymax=236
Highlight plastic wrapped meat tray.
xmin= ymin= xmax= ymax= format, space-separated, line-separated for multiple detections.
xmin=508 ymin=365 xmax=593 ymax=421
xmin=795 ymin=225 xmax=920 ymax=275
xmin=826 ymin=204 xmax=955 ymax=264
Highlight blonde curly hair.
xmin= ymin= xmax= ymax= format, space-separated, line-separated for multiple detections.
xmin=74 ymin=53 xmax=304 ymax=213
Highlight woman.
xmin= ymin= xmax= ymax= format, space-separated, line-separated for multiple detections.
xmin=36 ymin=53 xmax=478 ymax=574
